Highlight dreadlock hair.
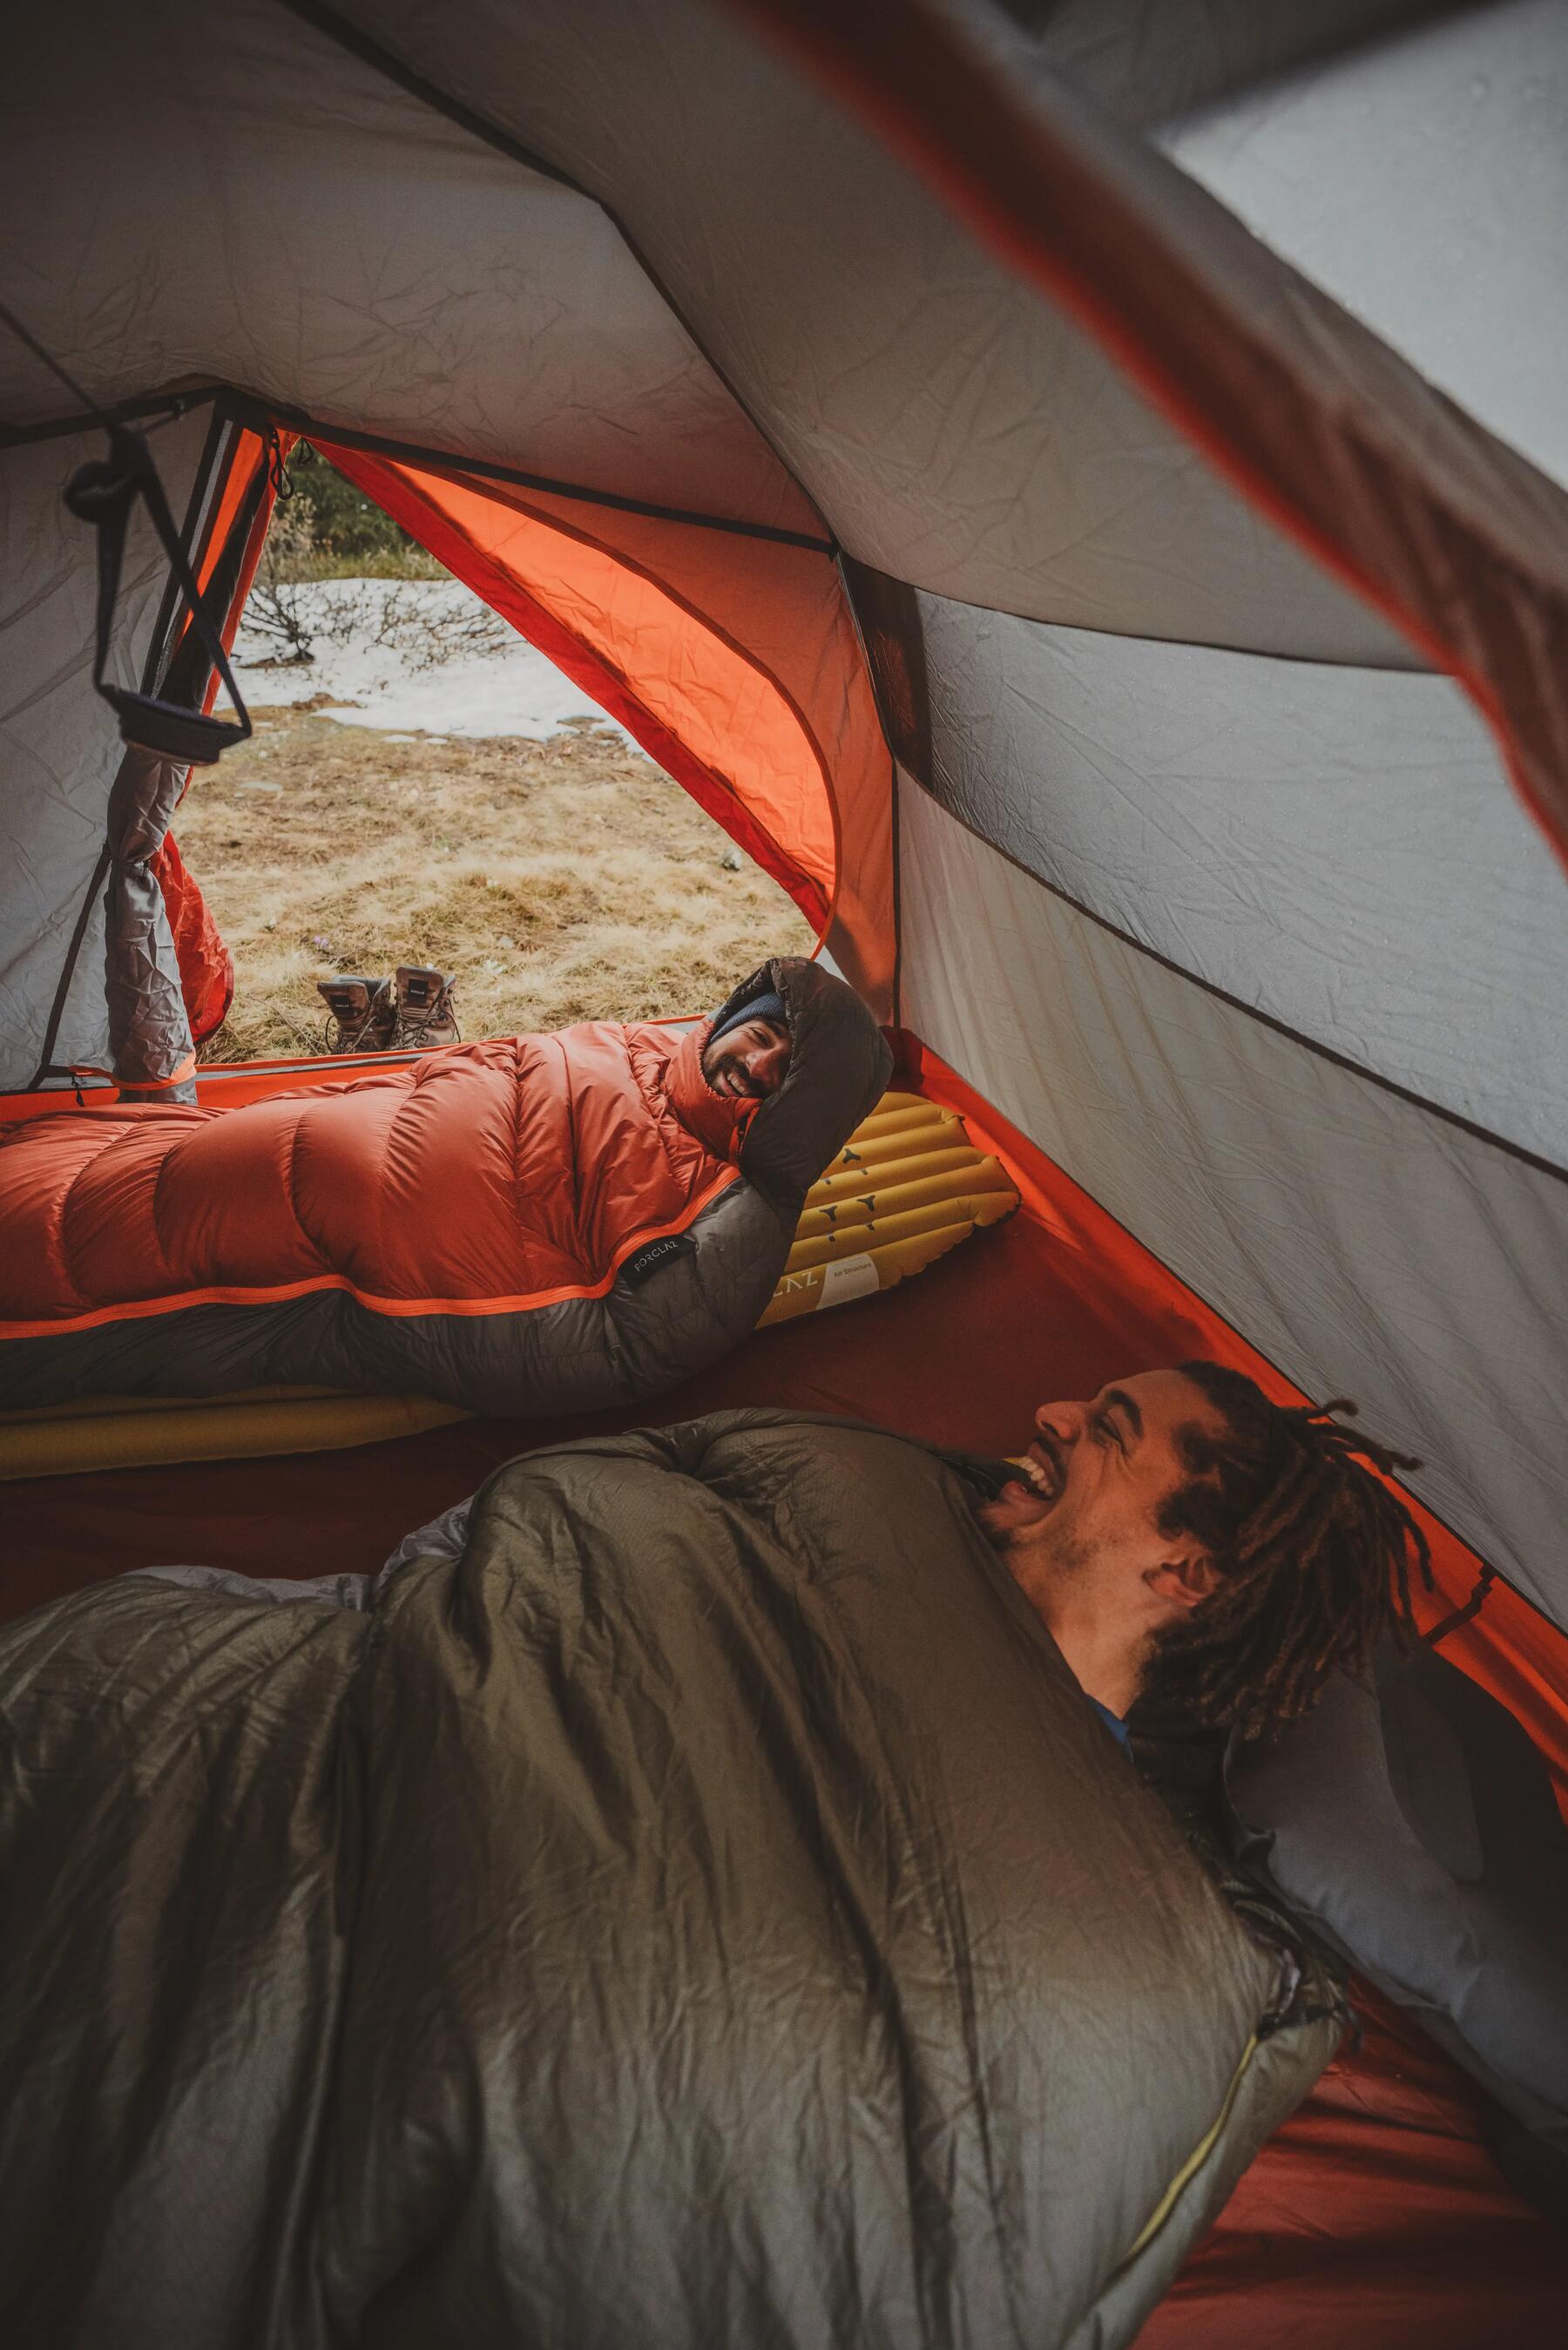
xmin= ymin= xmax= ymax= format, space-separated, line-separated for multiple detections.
xmin=1142 ymin=1360 xmax=1434 ymax=1743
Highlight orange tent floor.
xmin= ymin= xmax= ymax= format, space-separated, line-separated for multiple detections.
xmin=6 ymin=1081 xmax=1566 ymax=2338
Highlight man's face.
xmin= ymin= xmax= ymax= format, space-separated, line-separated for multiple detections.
xmin=702 ymin=1016 xmax=792 ymax=1102
xmin=979 ymin=1369 xmax=1225 ymax=1604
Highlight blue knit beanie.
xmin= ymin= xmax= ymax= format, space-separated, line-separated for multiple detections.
xmin=708 ymin=988 xmax=787 ymax=1046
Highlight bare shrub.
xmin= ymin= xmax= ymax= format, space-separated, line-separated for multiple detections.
xmin=372 ymin=583 xmax=510 ymax=671
xmin=308 ymin=580 xmax=510 ymax=671
xmin=243 ymin=498 xmax=320 ymax=665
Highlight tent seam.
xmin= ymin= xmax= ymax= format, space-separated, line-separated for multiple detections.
xmin=266 ymin=3 xmax=841 ymax=558
xmin=223 ymin=391 xmax=834 ymax=555
xmin=899 ymin=769 xmax=1568 ymax=1187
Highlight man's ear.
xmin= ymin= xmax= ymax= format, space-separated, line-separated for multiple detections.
xmin=1145 ymin=1554 xmax=1219 ymax=1615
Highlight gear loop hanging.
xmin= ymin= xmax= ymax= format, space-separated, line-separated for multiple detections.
xmin=262 ymin=420 xmax=292 ymax=500
xmin=64 ymin=421 xmax=253 ymax=767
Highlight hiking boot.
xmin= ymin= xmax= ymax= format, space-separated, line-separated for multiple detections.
xmin=317 ymin=974 xmax=395 ymax=1053
xmin=391 ymin=965 xmax=459 ymax=1050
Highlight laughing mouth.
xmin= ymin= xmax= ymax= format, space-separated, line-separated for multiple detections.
xmin=1011 ymin=1438 xmax=1064 ymax=1504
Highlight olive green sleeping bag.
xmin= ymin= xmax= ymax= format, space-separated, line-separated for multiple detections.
xmin=0 ymin=1412 xmax=1337 ymax=2348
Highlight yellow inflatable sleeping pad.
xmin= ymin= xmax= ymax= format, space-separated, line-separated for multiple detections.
xmin=0 ymin=1389 xmax=470 ymax=1481
xmin=757 ymin=1091 xmax=1017 ymax=1326
xmin=0 ymin=1093 xmax=1017 ymax=1480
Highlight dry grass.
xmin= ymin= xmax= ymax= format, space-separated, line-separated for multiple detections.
xmin=180 ymin=707 xmax=815 ymax=1061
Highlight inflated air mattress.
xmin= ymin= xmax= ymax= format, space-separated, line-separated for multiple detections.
xmin=0 ymin=1410 xmax=1338 ymax=2350
xmin=0 ymin=958 xmax=888 ymax=1417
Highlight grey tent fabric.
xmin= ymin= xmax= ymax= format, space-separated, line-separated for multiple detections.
xmin=937 ymin=1 xmax=1450 ymax=135
xmin=855 ymin=572 xmax=1568 ymax=1164
xmin=325 ymin=0 xmax=1568 ymax=894
xmin=0 ymin=3 xmax=812 ymax=530
xmin=0 ymin=1412 xmax=1339 ymax=2348
xmin=335 ymin=0 xmax=1416 ymax=667
xmin=0 ymin=415 xmax=212 ymax=1087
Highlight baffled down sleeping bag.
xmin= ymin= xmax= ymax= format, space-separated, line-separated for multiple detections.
xmin=0 ymin=1411 xmax=1339 ymax=2350
xmin=0 ymin=957 xmax=889 ymax=1416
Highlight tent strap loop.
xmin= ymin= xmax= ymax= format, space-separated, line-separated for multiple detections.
xmin=64 ymin=423 xmax=253 ymax=767
xmin=1423 ymin=1564 xmax=1499 ymax=1648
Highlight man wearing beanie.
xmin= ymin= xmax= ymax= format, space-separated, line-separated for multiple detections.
xmin=701 ymin=986 xmax=791 ymax=1101
xmin=0 ymin=955 xmax=890 ymax=1419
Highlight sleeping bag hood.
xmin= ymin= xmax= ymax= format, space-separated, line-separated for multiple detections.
xmin=0 ymin=956 xmax=891 ymax=1417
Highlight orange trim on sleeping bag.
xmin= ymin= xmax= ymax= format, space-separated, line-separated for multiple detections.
xmin=0 ymin=1166 xmax=740 ymax=1339
xmin=0 ymin=1024 xmax=748 ymax=1342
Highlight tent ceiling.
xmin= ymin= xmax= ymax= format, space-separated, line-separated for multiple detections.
xmin=1 ymin=1 xmax=816 ymax=533
xmin=317 ymin=0 xmax=1421 ymax=667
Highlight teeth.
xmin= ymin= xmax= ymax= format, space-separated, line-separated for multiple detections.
xmin=1020 ymin=1454 xmax=1056 ymax=1499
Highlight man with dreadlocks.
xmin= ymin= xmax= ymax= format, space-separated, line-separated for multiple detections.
xmin=977 ymin=1359 xmax=1432 ymax=1746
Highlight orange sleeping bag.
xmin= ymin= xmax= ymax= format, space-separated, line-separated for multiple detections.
xmin=0 ymin=958 xmax=889 ymax=1418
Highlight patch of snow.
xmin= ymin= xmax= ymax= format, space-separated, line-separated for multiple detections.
xmin=233 ymin=578 xmax=639 ymax=745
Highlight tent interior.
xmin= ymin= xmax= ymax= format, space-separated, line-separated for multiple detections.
xmin=3 ymin=0 xmax=1567 ymax=2339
